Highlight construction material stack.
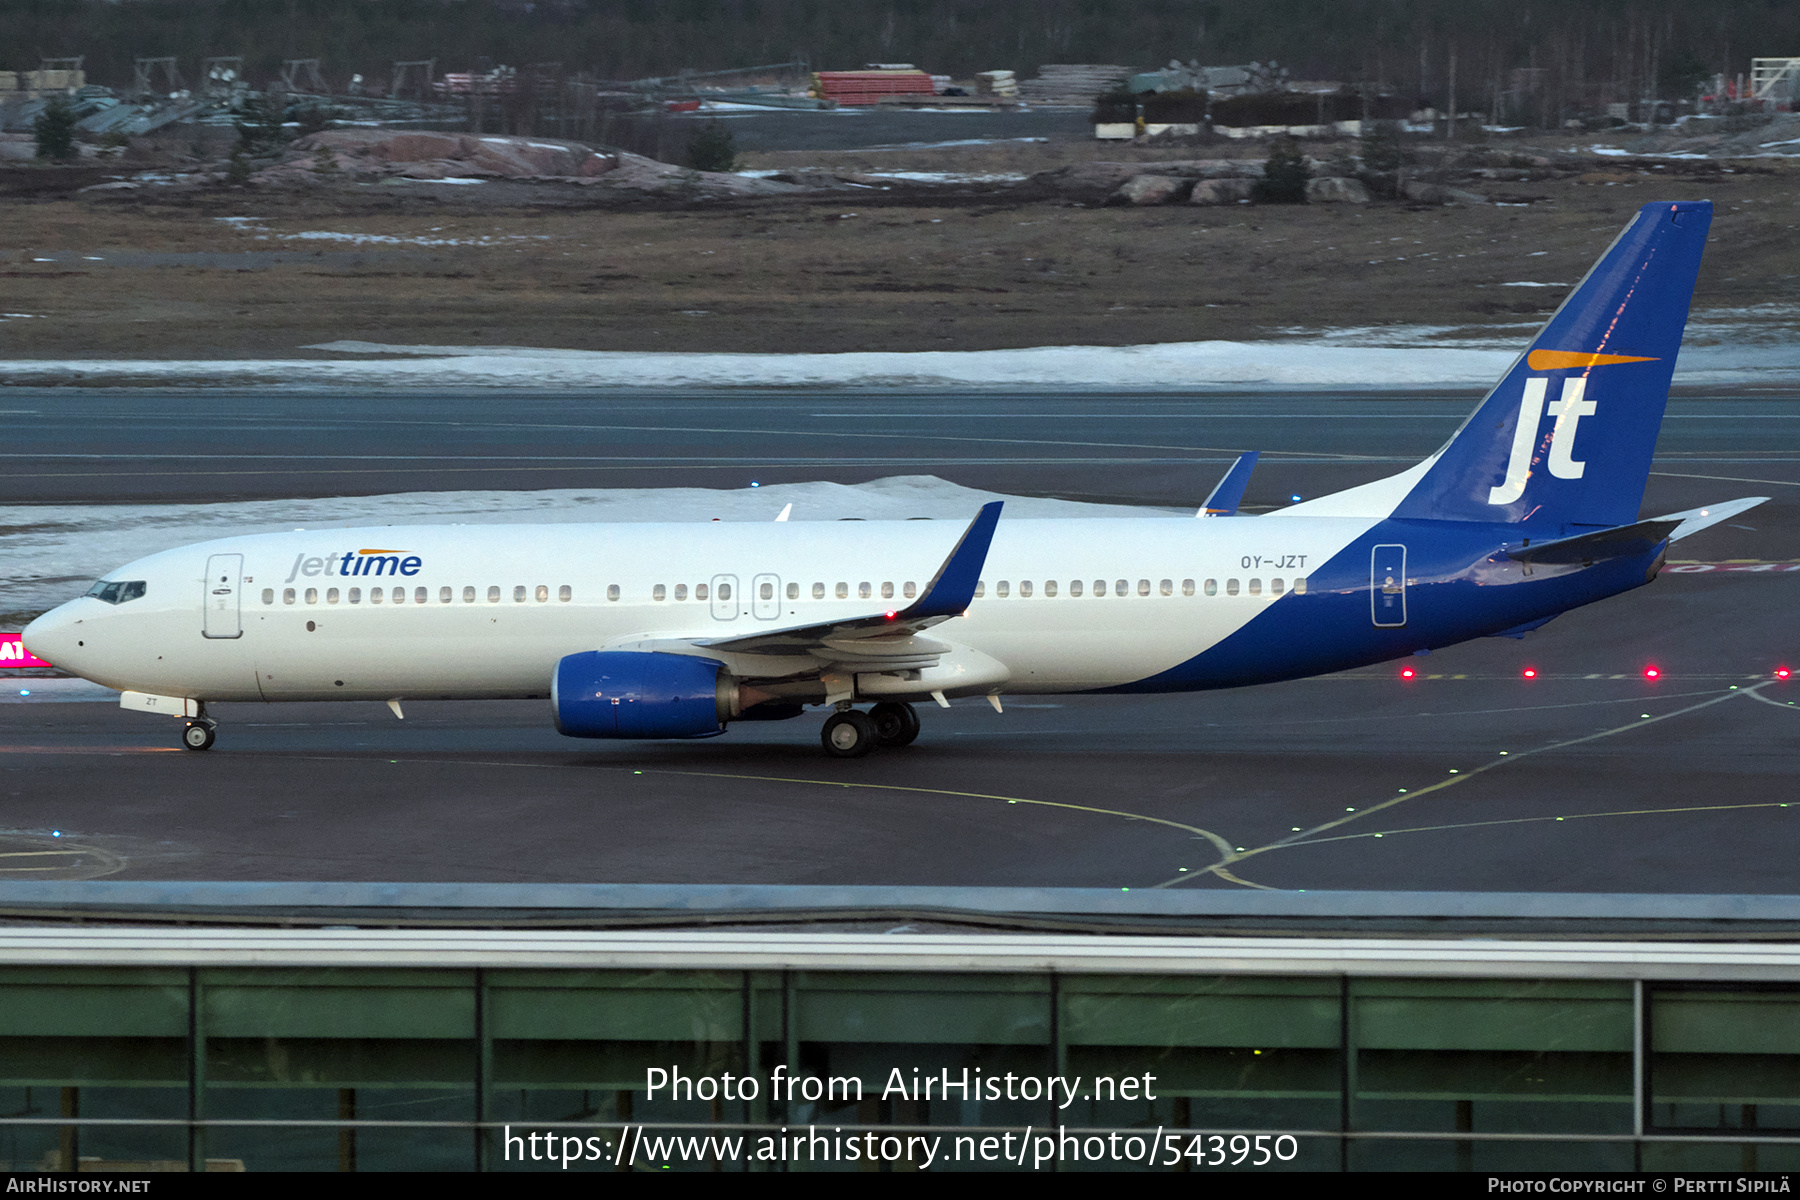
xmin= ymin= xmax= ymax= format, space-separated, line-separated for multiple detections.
xmin=1017 ymin=64 xmax=1132 ymax=105
xmin=973 ymin=70 xmax=1018 ymax=99
xmin=811 ymin=69 xmax=934 ymax=106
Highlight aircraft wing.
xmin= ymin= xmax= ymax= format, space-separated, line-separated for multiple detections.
xmin=691 ymin=501 xmax=1003 ymax=659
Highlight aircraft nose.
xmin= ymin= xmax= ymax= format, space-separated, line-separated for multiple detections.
xmin=22 ymin=603 xmax=84 ymax=671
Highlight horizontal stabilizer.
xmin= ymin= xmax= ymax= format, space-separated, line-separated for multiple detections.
xmin=1505 ymin=518 xmax=1681 ymax=567
xmin=1198 ymin=452 xmax=1259 ymax=517
xmin=1658 ymin=496 xmax=1769 ymax=541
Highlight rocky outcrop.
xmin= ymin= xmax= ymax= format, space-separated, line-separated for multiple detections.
xmin=248 ymin=129 xmax=804 ymax=198
xmin=1305 ymin=176 xmax=1370 ymax=203
xmin=1188 ymin=177 xmax=1256 ymax=205
xmin=1109 ymin=174 xmax=1190 ymax=205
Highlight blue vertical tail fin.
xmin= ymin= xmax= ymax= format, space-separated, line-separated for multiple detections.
xmin=1392 ymin=200 xmax=1711 ymax=531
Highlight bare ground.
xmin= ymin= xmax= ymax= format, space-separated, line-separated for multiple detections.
xmin=2 ymin=139 xmax=1797 ymax=361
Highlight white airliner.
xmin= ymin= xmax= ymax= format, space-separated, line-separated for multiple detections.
xmin=23 ymin=200 xmax=1765 ymax=756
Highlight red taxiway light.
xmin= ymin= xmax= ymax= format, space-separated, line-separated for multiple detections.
xmin=1643 ymin=665 xmax=1661 ymax=680
xmin=1777 ymin=667 xmax=1792 ymax=680
xmin=1521 ymin=667 xmax=1538 ymax=679
xmin=1400 ymin=666 xmax=1417 ymax=680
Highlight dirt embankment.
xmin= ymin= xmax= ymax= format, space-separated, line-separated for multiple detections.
xmin=2 ymin=131 xmax=1796 ymax=360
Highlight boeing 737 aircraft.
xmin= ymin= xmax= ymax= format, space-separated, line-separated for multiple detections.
xmin=24 ymin=200 xmax=1766 ymax=756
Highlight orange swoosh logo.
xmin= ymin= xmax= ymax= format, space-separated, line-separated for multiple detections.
xmin=357 ymin=548 xmax=404 ymax=555
xmin=1526 ymin=350 xmax=1660 ymax=371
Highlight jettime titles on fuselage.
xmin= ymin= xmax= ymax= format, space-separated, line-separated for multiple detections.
xmin=284 ymin=549 xmax=423 ymax=583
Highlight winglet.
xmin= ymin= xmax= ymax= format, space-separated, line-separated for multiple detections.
xmin=1198 ymin=451 xmax=1258 ymax=517
xmin=899 ymin=501 xmax=1003 ymax=620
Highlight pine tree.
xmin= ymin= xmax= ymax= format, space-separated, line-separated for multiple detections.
xmin=1256 ymin=135 xmax=1309 ymax=204
xmin=685 ymin=121 xmax=738 ymax=173
xmin=33 ymin=97 xmax=78 ymax=161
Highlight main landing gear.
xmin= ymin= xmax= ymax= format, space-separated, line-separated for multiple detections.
xmin=181 ymin=704 xmax=217 ymax=752
xmin=820 ymin=701 xmax=920 ymax=758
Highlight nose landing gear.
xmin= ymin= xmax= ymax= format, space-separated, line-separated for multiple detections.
xmin=820 ymin=702 xmax=920 ymax=757
xmin=181 ymin=719 xmax=216 ymax=751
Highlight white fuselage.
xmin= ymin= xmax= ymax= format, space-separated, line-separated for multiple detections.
xmin=25 ymin=515 xmax=1375 ymax=704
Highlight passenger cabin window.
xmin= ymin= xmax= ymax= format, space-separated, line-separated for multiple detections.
xmin=1294 ymin=577 xmax=1308 ymax=594
xmin=559 ymin=585 xmax=572 ymax=602
xmin=1182 ymin=579 xmax=1195 ymax=596
xmin=1270 ymin=578 xmax=1284 ymax=595
xmin=675 ymin=584 xmax=688 ymax=601
xmin=1094 ymin=579 xmax=1107 ymax=596
xmin=306 ymin=588 xmax=318 ymax=605
xmin=282 ymin=588 xmax=296 ymax=605
xmin=787 ymin=583 xmax=799 ymax=600
xmin=717 ymin=582 xmax=731 ymax=601
xmin=996 ymin=581 xmax=1010 ymax=598
xmin=903 ymin=582 xmax=916 ymax=599
xmin=858 ymin=582 xmax=871 ymax=599
xmin=261 ymin=588 xmax=274 ymax=605
xmin=835 ymin=583 xmax=848 ymax=599
xmin=974 ymin=582 xmax=985 ymax=598
xmin=1138 ymin=579 xmax=1151 ymax=596
xmin=1204 ymin=579 xmax=1218 ymax=597
xmin=762 ymin=582 xmax=776 ymax=601
xmin=1115 ymin=579 xmax=1128 ymax=596
xmin=391 ymin=587 xmax=404 ymax=604
xmin=653 ymin=584 xmax=666 ymax=601
xmin=535 ymin=585 xmax=549 ymax=603
xmin=513 ymin=586 xmax=526 ymax=603
xmin=86 ymin=580 xmax=147 ymax=605
xmin=1044 ymin=580 xmax=1057 ymax=597
xmin=1248 ymin=579 xmax=1262 ymax=596
xmin=1160 ymin=579 xmax=1173 ymax=597
xmin=487 ymin=586 xmax=500 ymax=603
xmin=812 ymin=583 xmax=825 ymax=599
xmin=349 ymin=588 xmax=362 ymax=604
xmin=697 ymin=584 xmax=709 ymax=601
xmin=370 ymin=587 xmax=383 ymax=604
xmin=463 ymin=586 xmax=476 ymax=603
xmin=880 ymin=582 xmax=893 ymax=600
xmin=1070 ymin=580 xmax=1083 ymax=597
xmin=607 ymin=585 xmax=621 ymax=602
xmin=327 ymin=588 xmax=340 ymax=604
xmin=439 ymin=587 xmax=451 ymax=604
xmin=1226 ymin=579 xmax=1239 ymax=596
xmin=1019 ymin=581 xmax=1033 ymax=597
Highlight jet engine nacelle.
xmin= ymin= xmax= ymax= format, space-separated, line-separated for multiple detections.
xmin=552 ymin=651 xmax=738 ymax=739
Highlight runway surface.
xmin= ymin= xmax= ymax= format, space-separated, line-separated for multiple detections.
xmin=1 ymin=388 xmax=1795 ymax=893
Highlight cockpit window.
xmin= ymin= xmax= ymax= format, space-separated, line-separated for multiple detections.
xmin=85 ymin=580 xmax=147 ymax=605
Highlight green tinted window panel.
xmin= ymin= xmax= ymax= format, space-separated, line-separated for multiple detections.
xmin=1357 ymin=1050 xmax=1631 ymax=1102
xmin=1068 ymin=1044 xmax=1339 ymax=1098
xmin=0 ymin=984 xmax=187 ymax=1038
xmin=0 ymin=1038 xmax=186 ymax=1087
xmin=205 ymin=1037 xmax=474 ymax=1086
xmin=493 ymin=1039 xmax=744 ymax=1089
xmin=795 ymin=982 xmax=1048 ymax=1045
xmin=1651 ymin=1054 xmax=1800 ymax=1107
xmin=1354 ymin=980 xmax=1631 ymax=1052
xmin=490 ymin=988 xmax=742 ymax=1043
xmin=1653 ymin=992 xmax=1800 ymax=1055
xmin=1062 ymin=977 xmax=1338 ymax=1049
xmin=793 ymin=973 xmax=1049 ymax=1045
xmin=205 ymin=986 xmax=474 ymax=1039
